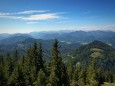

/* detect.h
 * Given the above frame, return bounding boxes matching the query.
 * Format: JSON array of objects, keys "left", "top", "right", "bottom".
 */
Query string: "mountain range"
[
  {"left": 0, "top": 30, "right": 115, "bottom": 55},
  {"left": 0, "top": 30, "right": 115, "bottom": 73},
  {"left": 64, "top": 40, "right": 115, "bottom": 72},
  {"left": 0, "top": 30, "right": 115, "bottom": 46}
]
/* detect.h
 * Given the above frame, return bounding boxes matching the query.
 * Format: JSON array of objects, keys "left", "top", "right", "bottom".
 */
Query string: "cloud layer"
[
  {"left": 22, "top": 13, "right": 61, "bottom": 20},
  {"left": 16, "top": 10, "right": 49, "bottom": 14},
  {"left": 0, "top": 10, "right": 63, "bottom": 22}
]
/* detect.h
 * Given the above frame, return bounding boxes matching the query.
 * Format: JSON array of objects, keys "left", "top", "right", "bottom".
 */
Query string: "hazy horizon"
[
  {"left": 0, "top": 0, "right": 115, "bottom": 33},
  {"left": 0, "top": 29, "right": 115, "bottom": 34}
]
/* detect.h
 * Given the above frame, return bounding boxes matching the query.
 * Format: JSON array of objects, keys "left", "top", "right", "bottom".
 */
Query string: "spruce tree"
[
  {"left": 12, "top": 49, "right": 19, "bottom": 68},
  {"left": 21, "top": 55, "right": 25, "bottom": 68},
  {"left": 49, "top": 39, "right": 62, "bottom": 86},
  {"left": 24, "top": 41, "right": 46, "bottom": 86},
  {"left": 4, "top": 53, "right": 13, "bottom": 82},
  {"left": 8, "top": 65, "right": 25, "bottom": 86},
  {"left": 34, "top": 69, "right": 47, "bottom": 86},
  {"left": 61, "top": 62, "right": 70, "bottom": 86},
  {"left": 67, "top": 58, "right": 74, "bottom": 82},
  {"left": 0, "top": 55, "right": 6, "bottom": 86},
  {"left": 72, "top": 62, "right": 81, "bottom": 85},
  {"left": 36, "top": 43, "right": 45, "bottom": 72},
  {"left": 49, "top": 39, "right": 69, "bottom": 86},
  {"left": 13, "top": 49, "right": 19, "bottom": 61},
  {"left": 24, "top": 47, "right": 36, "bottom": 86}
]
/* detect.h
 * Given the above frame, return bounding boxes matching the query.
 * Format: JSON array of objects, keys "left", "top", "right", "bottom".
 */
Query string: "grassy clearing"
[{"left": 101, "top": 82, "right": 115, "bottom": 86}]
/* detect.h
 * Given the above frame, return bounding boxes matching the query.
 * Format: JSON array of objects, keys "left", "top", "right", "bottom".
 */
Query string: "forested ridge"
[{"left": 0, "top": 39, "right": 115, "bottom": 86}]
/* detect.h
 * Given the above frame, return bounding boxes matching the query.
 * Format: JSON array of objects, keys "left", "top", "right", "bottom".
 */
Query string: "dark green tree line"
[{"left": 0, "top": 39, "right": 114, "bottom": 86}]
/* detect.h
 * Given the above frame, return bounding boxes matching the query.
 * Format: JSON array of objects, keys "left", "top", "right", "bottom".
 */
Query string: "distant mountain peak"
[
  {"left": 85, "top": 40, "right": 114, "bottom": 51},
  {"left": 91, "top": 40, "right": 105, "bottom": 44}
]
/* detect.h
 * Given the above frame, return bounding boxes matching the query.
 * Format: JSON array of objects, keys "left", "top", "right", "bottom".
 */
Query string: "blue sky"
[{"left": 0, "top": 0, "right": 115, "bottom": 33}]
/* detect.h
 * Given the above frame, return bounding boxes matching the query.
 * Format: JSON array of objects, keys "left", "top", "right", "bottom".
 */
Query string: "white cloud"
[
  {"left": 26, "top": 21, "right": 39, "bottom": 24},
  {"left": 0, "top": 12, "right": 10, "bottom": 16},
  {"left": 0, "top": 15, "right": 23, "bottom": 19},
  {"left": 22, "top": 13, "right": 61, "bottom": 20},
  {"left": 0, "top": 11, "right": 63, "bottom": 21},
  {"left": 15, "top": 10, "right": 49, "bottom": 14},
  {"left": 0, "top": 10, "right": 48, "bottom": 15}
]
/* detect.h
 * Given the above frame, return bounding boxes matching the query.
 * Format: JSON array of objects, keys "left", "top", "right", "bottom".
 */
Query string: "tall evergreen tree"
[
  {"left": 13, "top": 49, "right": 19, "bottom": 67},
  {"left": 72, "top": 62, "right": 81, "bottom": 86},
  {"left": 21, "top": 55, "right": 25, "bottom": 67},
  {"left": 0, "top": 53, "right": 4, "bottom": 66},
  {"left": 36, "top": 43, "right": 45, "bottom": 72},
  {"left": 24, "top": 41, "right": 46, "bottom": 86},
  {"left": 8, "top": 65, "right": 25, "bottom": 86},
  {"left": 0, "top": 54, "right": 6, "bottom": 86},
  {"left": 49, "top": 39, "right": 62, "bottom": 86},
  {"left": 34, "top": 69, "right": 47, "bottom": 86},
  {"left": 49, "top": 39, "right": 69, "bottom": 86},
  {"left": 61, "top": 62, "right": 70, "bottom": 86},
  {"left": 24, "top": 47, "right": 36, "bottom": 86},
  {"left": 13, "top": 49, "right": 19, "bottom": 61},
  {"left": 4, "top": 53, "right": 13, "bottom": 82},
  {"left": 67, "top": 58, "right": 74, "bottom": 82}
]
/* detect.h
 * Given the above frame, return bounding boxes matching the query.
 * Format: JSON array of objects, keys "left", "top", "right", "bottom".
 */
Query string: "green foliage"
[
  {"left": 4, "top": 53, "right": 13, "bottom": 81},
  {"left": 0, "top": 40, "right": 114, "bottom": 86},
  {"left": 49, "top": 39, "right": 63, "bottom": 85},
  {"left": 87, "top": 58, "right": 99, "bottom": 86},
  {"left": 78, "top": 69, "right": 87, "bottom": 86},
  {"left": 66, "top": 40, "right": 115, "bottom": 73},
  {"left": 61, "top": 62, "right": 70, "bottom": 86},
  {"left": 104, "top": 71, "right": 113, "bottom": 83},
  {"left": 13, "top": 49, "right": 19, "bottom": 67},
  {"left": 0, "top": 56, "right": 6, "bottom": 86},
  {"left": 67, "top": 58, "right": 74, "bottom": 81},
  {"left": 34, "top": 69, "right": 47, "bottom": 86},
  {"left": 37, "top": 43, "right": 45, "bottom": 72},
  {"left": 101, "top": 82, "right": 115, "bottom": 86},
  {"left": 70, "top": 80, "right": 78, "bottom": 86},
  {"left": 73, "top": 62, "right": 81, "bottom": 82},
  {"left": 8, "top": 65, "right": 25, "bottom": 86},
  {"left": 49, "top": 39, "right": 69, "bottom": 86}
]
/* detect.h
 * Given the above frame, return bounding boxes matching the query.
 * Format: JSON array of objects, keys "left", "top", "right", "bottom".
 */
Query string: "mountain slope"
[
  {"left": 0, "top": 34, "right": 10, "bottom": 40},
  {"left": 0, "top": 37, "right": 81, "bottom": 60},
  {"left": 65, "top": 40, "right": 115, "bottom": 72},
  {"left": 0, "top": 34, "right": 32, "bottom": 45}
]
